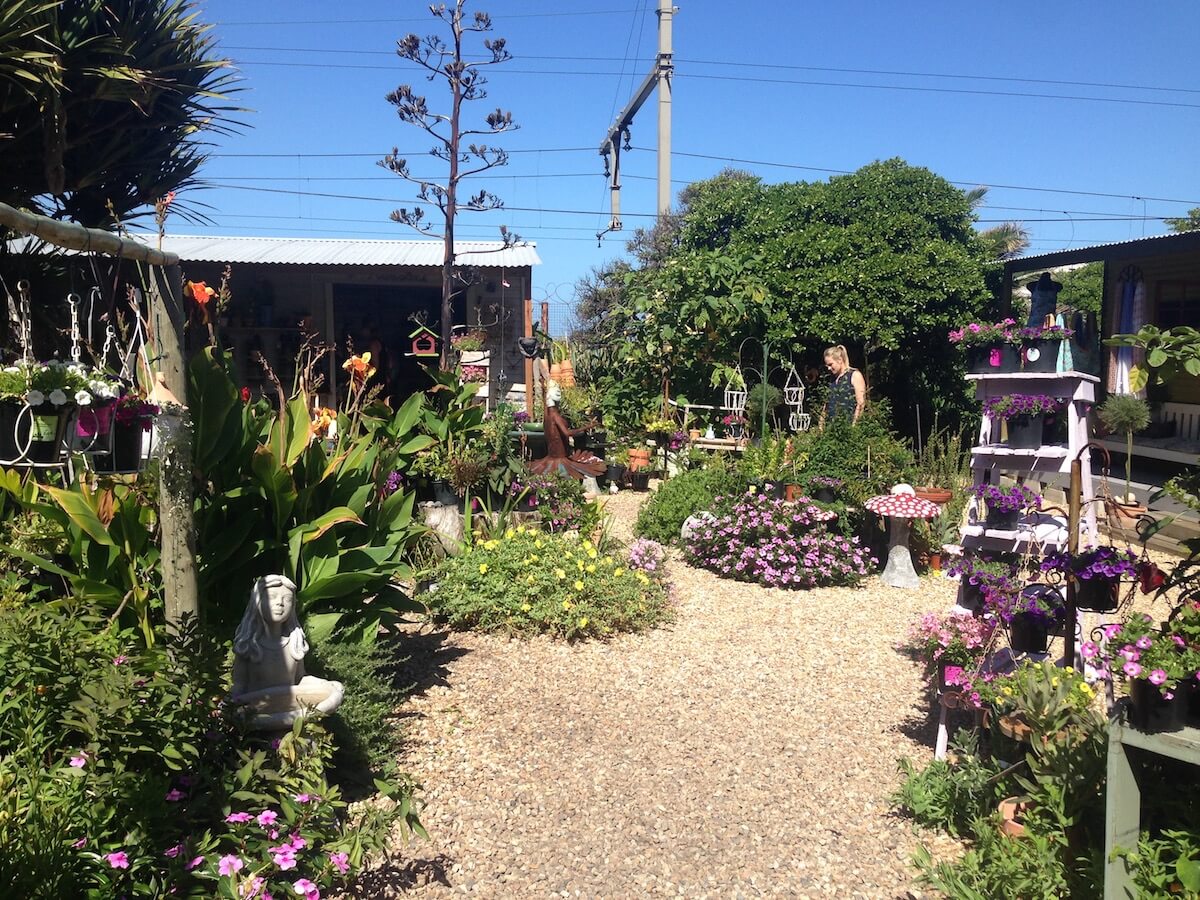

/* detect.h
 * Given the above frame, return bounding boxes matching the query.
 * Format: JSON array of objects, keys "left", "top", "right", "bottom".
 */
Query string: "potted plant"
[
  {"left": 1040, "top": 545, "right": 1137, "bottom": 612},
  {"left": 972, "top": 482, "right": 1041, "bottom": 530},
  {"left": 107, "top": 395, "right": 159, "bottom": 472},
  {"left": 451, "top": 328, "right": 489, "bottom": 363},
  {"left": 75, "top": 371, "right": 123, "bottom": 445},
  {"left": 1103, "top": 613, "right": 1192, "bottom": 733},
  {"left": 901, "top": 609, "right": 997, "bottom": 692},
  {"left": 722, "top": 412, "right": 748, "bottom": 440},
  {"left": 988, "top": 583, "right": 1065, "bottom": 654},
  {"left": 911, "top": 423, "right": 967, "bottom": 503},
  {"left": 627, "top": 445, "right": 651, "bottom": 472},
  {"left": 949, "top": 318, "right": 1020, "bottom": 373},
  {"left": 808, "top": 475, "right": 843, "bottom": 504},
  {"left": 1018, "top": 321, "right": 1074, "bottom": 373},
  {"left": 1097, "top": 393, "right": 1151, "bottom": 518},
  {"left": 946, "top": 553, "right": 1019, "bottom": 612},
  {"left": 981, "top": 394, "right": 1064, "bottom": 449}
]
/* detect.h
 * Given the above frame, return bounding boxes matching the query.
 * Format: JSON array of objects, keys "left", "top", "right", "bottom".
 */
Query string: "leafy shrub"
[
  {"left": 634, "top": 466, "right": 746, "bottom": 544},
  {"left": 310, "top": 632, "right": 408, "bottom": 783},
  {"left": 744, "top": 382, "right": 783, "bottom": 432},
  {"left": 428, "top": 527, "right": 671, "bottom": 639},
  {"left": 797, "top": 401, "right": 914, "bottom": 503},
  {"left": 683, "top": 492, "right": 874, "bottom": 588},
  {"left": 893, "top": 731, "right": 1005, "bottom": 837},
  {"left": 0, "top": 602, "right": 419, "bottom": 898}
]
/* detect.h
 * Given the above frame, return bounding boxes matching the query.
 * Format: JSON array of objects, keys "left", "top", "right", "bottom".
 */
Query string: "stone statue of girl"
[{"left": 230, "top": 574, "right": 344, "bottom": 730}]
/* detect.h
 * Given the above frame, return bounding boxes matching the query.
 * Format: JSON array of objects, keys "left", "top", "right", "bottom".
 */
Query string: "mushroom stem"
[{"left": 881, "top": 516, "right": 921, "bottom": 588}]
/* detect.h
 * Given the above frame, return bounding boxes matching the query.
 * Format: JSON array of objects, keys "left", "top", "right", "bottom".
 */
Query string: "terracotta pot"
[
  {"left": 688, "top": 428, "right": 702, "bottom": 440},
  {"left": 914, "top": 486, "right": 953, "bottom": 505},
  {"left": 998, "top": 714, "right": 1033, "bottom": 744},
  {"left": 998, "top": 797, "right": 1030, "bottom": 839},
  {"left": 928, "top": 552, "right": 942, "bottom": 573},
  {"left": 627, "top": 448, "right": 651, "bottom": 471},
  {"left": 1109, "top": 501, "right": 1147, "bottom": 527},
  {"left": 785, "top": 483, "right": 804, "bottom": 503},
  {"left": 549, "top": 362, "right": 563, "bottom": 381},
  {"left": 557, "top": 360, "right": 576, "bottom": 387}
]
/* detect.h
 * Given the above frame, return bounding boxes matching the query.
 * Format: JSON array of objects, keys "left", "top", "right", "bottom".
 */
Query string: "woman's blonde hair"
[{"left": 823, "top": 344, "right": 850, "bottom": 366}]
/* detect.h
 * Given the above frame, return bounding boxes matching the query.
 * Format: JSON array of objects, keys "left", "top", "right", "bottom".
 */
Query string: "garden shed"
[
  {"left": 152, "top": 234, "right": 540, "bottom": 407},
  {"left": 1004, "top": 230, "right": 1200, "bottom": 469}
]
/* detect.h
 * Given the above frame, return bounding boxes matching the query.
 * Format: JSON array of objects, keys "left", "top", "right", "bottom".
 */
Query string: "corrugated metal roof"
[
  {"left": 1006, "top": 230, "right": 1200, "bottom": 271},
  {"left": 140, "top": 234, "right": 540, "bottom": 267}
]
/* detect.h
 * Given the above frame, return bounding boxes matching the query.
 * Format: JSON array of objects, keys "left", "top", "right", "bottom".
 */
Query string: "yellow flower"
[
  {"left": 576, "top": 560, "right": 585, "bottom": 572},
  {"left": 1051, "top": 677, "right": 1060, "bottom": 687},
  {"left": 586, "top": 564, "right": 596, "bottom": 573},
  {"left": 1001, "top": 686, "right": 1013, "bottom": 697},
  {"left": 587, "top": 548, "right": 598, "bottom": 559},
  {"left": 582, "top": 540, "right": 593, "bottom": 551},
  {"left": 554, "top": 568, "right": 565, "bottom": 580},
  {"left": 601, "top": 556, "right": 613, "bottom": 566},
  {"left": 479, "top": 563, "right": 489, "bottom": 574},
  {"left": 562, "top": 599, "right": 573, "bottom": 610},
  {"left": 517, "top": 525, "right": 527, "bottom": 535},
  {"left": 521, "top": 602, "right": 532, "bottom": 612},
  {"left": 505, "top": 528, "right": 515, "bottom": 539},
  {"left": 636, "top": 573, "right": 650, "bottom": 585},
  {"left": 574, "top": 580, "right": 584, "bottom": 591},
  {"left": 1080, "top": 683, "right": 1094, "bottom": 696},
  {"left": 578, "top": 617, "right": 589, "bottom": 628},
  {"left": 615, "top": 567, "right": 625, "bottom": 577},
  {"left": 530, "top": 554, "right": 540, "bottom": 563},
  {"left": 526, "top": 574, "right": 536, "bottom": 584},
  {"left": 1064, "top": 666, "right": 1074, "bottom": 674},
  {"left": 535, "top": 539, "right": 544, "bottom": 549}
]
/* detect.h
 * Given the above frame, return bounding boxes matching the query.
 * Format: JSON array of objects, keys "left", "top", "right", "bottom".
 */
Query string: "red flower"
[
  {"left": 186, "top": 280, "right": 215, "bottom": 307},
  {"left": 1137, "top": 560, "right": 1165, "bottom": 594},
  {"left": 241, "top": 386, "right": 251, "bottom": 403}
]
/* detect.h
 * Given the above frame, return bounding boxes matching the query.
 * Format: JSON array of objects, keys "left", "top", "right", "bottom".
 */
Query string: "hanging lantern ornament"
[
  {"left": 723, "top": 364, "right": 747, "bottom": 413},
  {"left": 784, "top": 364, "right": 804, "bottom": 408}
]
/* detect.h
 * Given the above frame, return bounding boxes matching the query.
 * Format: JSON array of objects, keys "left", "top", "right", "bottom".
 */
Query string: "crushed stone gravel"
[{"left": 356, "top": 491, "right": 974, "bottom": 897}]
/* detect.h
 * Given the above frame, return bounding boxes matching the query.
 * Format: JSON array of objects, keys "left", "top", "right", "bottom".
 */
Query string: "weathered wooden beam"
[{"left": 0, "top": 201, "right": 179, "bottom": 266}]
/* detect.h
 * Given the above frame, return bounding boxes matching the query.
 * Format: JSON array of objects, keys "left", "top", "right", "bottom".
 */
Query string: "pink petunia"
[
  {"left": 1079, "top": 641, "right": 1100, "bottom": 659},
  {"left": 1136, "top": 635, "right": 1153, "bottom": 650},
  {"left": 329, "top": 851, "right": 350, "bottom": 874},
  {"left": 1124, "top": 661, "right": 1143, "bottom": 678},
  {"left": 105, "top": 851, "right": 130, "bottom": 869},
  {"left": 1149, "top": 669, "right": 1168, "bottom": 686},
  {"left": 218, "top": 854, "right": 244, "bottom": 876},
  {"left": 1173, "top": 635, "right": 1187, "bottom": 648}
]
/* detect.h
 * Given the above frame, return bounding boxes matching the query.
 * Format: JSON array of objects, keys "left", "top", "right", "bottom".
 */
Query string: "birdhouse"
[{"left": 408, "top": 324, "right": 439, "bottom": 358}]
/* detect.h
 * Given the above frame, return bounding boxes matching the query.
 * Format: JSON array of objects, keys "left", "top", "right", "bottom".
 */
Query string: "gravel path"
[{"left": 369, "top": 491, "right": 962, "bottom": 898}]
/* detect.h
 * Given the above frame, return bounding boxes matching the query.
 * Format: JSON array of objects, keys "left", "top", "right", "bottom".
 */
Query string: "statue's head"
[
  {"left": 236, "top": 574, "right": 305, "bottom": 663},
  {"left": 256, "top": 574, "right": 297, "bottom": 625}
]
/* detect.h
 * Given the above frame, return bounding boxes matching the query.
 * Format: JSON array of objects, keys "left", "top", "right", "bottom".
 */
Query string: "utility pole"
[{"left": 597, "top": 0, "right": 676, "bottom": 239}]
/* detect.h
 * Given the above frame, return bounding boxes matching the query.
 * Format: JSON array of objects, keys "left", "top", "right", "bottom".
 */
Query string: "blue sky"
[{"left": 186, "top": 1, "right": 1200, "bottom": 333}]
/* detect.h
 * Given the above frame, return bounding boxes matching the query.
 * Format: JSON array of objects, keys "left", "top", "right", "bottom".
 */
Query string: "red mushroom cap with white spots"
[{"left": 864, "top": 493, "right": 941, "bottom": 519}]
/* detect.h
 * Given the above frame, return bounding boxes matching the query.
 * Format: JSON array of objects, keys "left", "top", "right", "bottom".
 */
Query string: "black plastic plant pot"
[
  {"left": 629, "top": 470, "right": 651, "bottom": 492},
  {"left": 1009, "top": 612, "right": 1049, "bottom": 654},
  {"left": 959, "top": 580, "right": 986, "bottom": 612},
  {"left": 1074, "top": 577, "right": 1120, "bottom": 612},
  {"left": 768, "top": 482, "right": 787, "bottom": 499},
  {"left": 1188, "top": 681, "right": 1200, "bottom": 728},
  {"left": 966, "top": 344, "right": 1021, "bottom": 375},
  {"left": 1022, "top": 339, "right": 1061, "bottom": 373},
  {"left": 432, "top": 480, "right": 458, "bottom": 506},
  {"left": 1004, "top": 414, "right": 1044, "bottom": 450},
  {"left": 112, "top": 423, "right": 144, "bottom": 471},
  {"left": 815, "top": 487, "right": 837, "bottom": 503},
  {"left": 985, "top": 507, "right": 1020, "bottom": 530},
  {"left": 1128, "top": 679, "right": 1186, "bottom": 734},
  {"left": 606, "top": 464, "right": 627, "bottom": 487}
]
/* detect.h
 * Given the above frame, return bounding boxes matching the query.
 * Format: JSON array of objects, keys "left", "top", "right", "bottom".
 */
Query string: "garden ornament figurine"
[
  {"left": 864, "top": 486, "right": 941, "bottom": 589},
  {"left": 230, "top": 574, "right": 344, "bottom": 730},
  {"left": 1026, "top": 273, "right": 1063, "bottom": 328},
  {"left": 527, "top": 353, "right": 605, "bottom": 481}
]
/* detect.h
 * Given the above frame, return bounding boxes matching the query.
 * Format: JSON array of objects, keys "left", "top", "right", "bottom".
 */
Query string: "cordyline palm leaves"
[{"left": 0, "top": 0, "right": 241, "bottom": 226}]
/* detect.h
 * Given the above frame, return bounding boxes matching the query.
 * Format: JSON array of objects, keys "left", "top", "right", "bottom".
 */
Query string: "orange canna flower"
[
  {"left": 185, "top": 280, "right": 215, "bottom": 306},
  {"left": 342, "top": 352, "right": 376, "bottom": 387}
]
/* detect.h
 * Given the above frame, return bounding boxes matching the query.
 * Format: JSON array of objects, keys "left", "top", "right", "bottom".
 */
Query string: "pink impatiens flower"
[
  {"left": 288, "top": 834, "right": 308, "bottom": 851},
  {"left": 329, "top": 851, "right": 350, "bottom": 874},
  {"left": 69, "top": 753, "right": 87, "bottom": 768},
  {"left": 112, "top": 655, "right": 129, "bottom": 666},
  {"left": 257, "top": 810, "right": 278, "bottom": 827},
  {"left": 293, "top": 793, "right": 313, "bottom": 804},
  {"left": 270, "top": 844, "right": 297, "bottom": 870},
  {"left": 164, "top": 844, "right": 183, "bottom": 858},
  {"left": 105, "top": 851, "right": 130, "bottom": 869},
  {"left": 219, "top": 854, "right": 244, "bottom": 876},
  {"left": 72, "top": 838, "right": 87, "bottom": 849},
  {"left": 187, "top": 856, "right": 205, "bottom": 871},
  {"left": 292, "top": 879, "right": 320, "bottom": 900},
  {"left": 225, "top": 812, "right": 252, "bottom": 824}
]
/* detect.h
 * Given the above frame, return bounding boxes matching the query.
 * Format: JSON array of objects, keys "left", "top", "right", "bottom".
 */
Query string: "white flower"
[
  {"left": 75, "top": 390, "right": 92, "bottom": 406},
  {"left": 3, "top": 366, "right": 19, "bottom": 374},
  {"left": 48, "top": 389, "right": 67, "bottom": 406},
  {"left": 88, "top": 380, "right": 116, "bottom": 400},
  {"left": 25, "top": 389, "right": 44, "bottom": 406}
]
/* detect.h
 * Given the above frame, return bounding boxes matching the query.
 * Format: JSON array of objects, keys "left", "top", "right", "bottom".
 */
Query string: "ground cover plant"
[
  {"left": 633, "top": 464, "right": 747, "bottom": 544},
  {"left": 427, "top": 527, "right": 671, "bottom": 639},
  {"left": 0, "top": 602, "right": 420, "bottom": 898},
  {"left": 683, "top": 492, "right": 874, "bottom": 589}
]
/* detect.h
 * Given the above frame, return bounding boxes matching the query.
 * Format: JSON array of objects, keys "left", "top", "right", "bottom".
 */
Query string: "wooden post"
[
  {"left": 524, "top": 296, "right": 534, "bottom": 417},
  {"left": 148, "top": 264, "right": 199, "bottom": 630}
]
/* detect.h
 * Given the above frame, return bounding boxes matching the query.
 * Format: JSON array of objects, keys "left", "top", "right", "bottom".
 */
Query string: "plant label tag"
[{"left": 989, "top": 348, "right": 1001, "bottom": 367}]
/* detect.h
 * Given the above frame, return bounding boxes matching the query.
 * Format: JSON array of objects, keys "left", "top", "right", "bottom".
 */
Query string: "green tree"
[
  {"left": 1054, "top": 262, "right": 1104, "bottom": 316},
  {"left": 381, "top": 0, "right": 518, "bottom": 366},
  {"left": 1166, "top": 207, "right": 1200, "bottom": 232},
  {"left": 0, "top": 0, "right": 240, "bottom": 226},
  {"left": 578, "top": 160, "right": 993, "bottom": 434}
]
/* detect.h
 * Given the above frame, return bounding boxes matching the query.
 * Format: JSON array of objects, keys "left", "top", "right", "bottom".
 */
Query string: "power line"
[
  {"left": 656, "top": 149, "right": 1200, "bottom": 206},
  {"left": 227, "top": 59, "right": 1200, "bottom": 111},
  {"left": 214, "top": 9, "right": 642, "bottom": 26},
  {"left": 208, "top": 147, "right": 595, "bottom": 158},
  {"left": 223, "top": 45, "right": 1200, "bottom": 96}
]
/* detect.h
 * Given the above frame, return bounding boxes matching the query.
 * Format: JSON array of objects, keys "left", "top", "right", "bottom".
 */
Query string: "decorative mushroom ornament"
[{"left": 864, "top": 485, "right": 942, "bottom": 588}]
